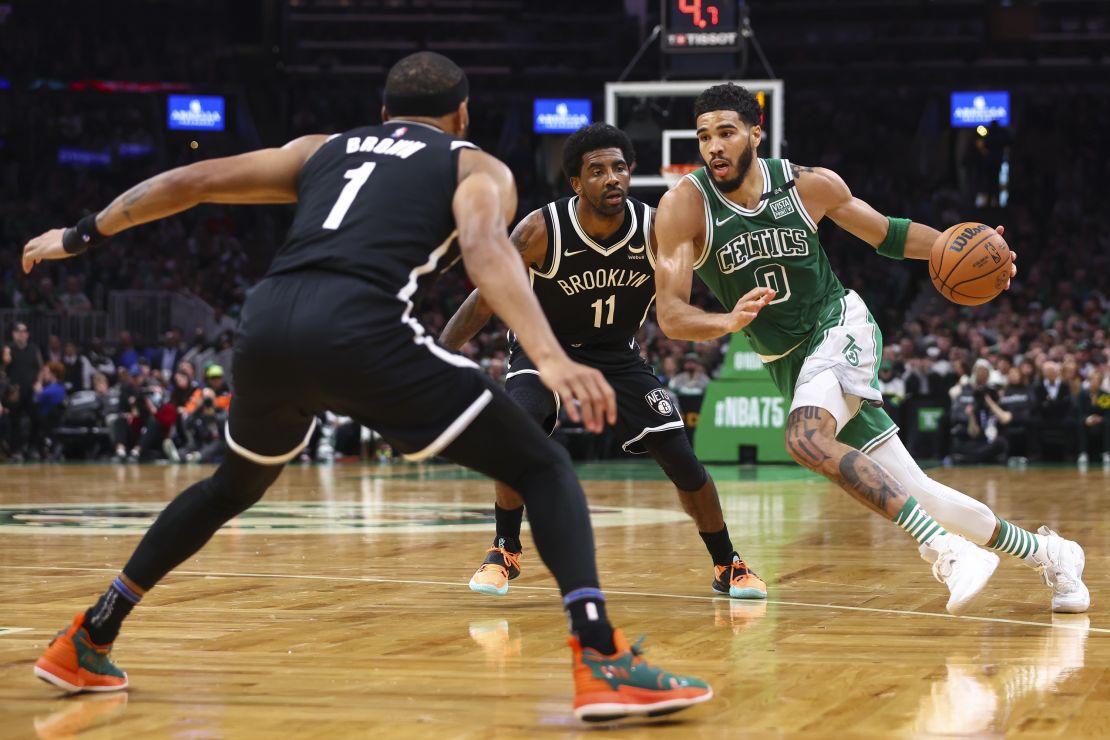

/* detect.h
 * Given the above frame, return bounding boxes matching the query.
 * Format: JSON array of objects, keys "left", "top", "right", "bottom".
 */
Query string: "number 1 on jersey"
[
  {"left": 322, "top": 162, "right": 377, "bottom": 230},
  {"left": 591, "top": 294, "right": 616, "bottom": 328}
]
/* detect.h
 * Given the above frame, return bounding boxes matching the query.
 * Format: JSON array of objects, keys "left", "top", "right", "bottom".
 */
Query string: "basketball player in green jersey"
[{"left": 653, "top": 83, "right": 1088, "bottom": 615}]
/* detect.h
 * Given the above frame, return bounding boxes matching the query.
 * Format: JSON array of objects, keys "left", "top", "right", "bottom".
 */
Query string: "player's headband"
[{"left": 385, "top": 75, "right": 469, "bottom": 117}]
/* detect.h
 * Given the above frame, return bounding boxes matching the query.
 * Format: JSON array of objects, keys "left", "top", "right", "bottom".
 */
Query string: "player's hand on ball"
[
  {"left": 995, "top": 225, "right": 1018, "bottom": 290},
  {"left": 22, "top": 228, "right": 72, "bottom": 274},
  {"left": 537, "top": 356, "right": 617, "bottom": 433},
  {"left": 727, "top": 286, "right": 775, "bottom": 332}
]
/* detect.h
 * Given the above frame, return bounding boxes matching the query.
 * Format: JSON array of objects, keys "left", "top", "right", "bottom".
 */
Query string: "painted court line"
[{"left": 4, "top": 564, "right": 1101, "bottom": 634}]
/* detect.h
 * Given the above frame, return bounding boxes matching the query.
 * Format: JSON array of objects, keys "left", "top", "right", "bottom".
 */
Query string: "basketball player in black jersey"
[
  {"left": 22, "top": 53, "right": 712, "bottom": 721},
  {"left": 440, "top": 123, "right": 766, "bottom": 601}
]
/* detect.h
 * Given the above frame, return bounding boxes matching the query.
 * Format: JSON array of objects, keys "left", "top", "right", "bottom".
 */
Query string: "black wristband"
[{"left": 62, "top": 214, "right": 108, "bottom": 255}]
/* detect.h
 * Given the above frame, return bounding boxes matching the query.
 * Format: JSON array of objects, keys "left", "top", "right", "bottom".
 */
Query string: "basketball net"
[{"left": 660, "top": 163, "right": 700, "bottom": 190}]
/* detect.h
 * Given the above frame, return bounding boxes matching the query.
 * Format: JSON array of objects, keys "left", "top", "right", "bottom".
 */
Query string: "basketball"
[{"left": 929, "top": 222, "right": 1011, "bottom": 306}]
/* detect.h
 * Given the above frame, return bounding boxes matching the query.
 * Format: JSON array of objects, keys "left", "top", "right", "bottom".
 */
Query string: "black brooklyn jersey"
[
  {"left": 268, "top": 120, "right": 476, "bottom": 306},
  {"left": 529, "top": 196, "right": 655, "bottom": 345}
]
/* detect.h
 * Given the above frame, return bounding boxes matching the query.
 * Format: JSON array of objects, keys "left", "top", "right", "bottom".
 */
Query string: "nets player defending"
[
  {"left": 22, "top": 53, "right": 713, "bottom": 721},
  {"left": 653, "top": 83, "right": 1088, "bottom": 615},
  {"left": 441, "top": 123, "right": 765, "bottom": 601}
]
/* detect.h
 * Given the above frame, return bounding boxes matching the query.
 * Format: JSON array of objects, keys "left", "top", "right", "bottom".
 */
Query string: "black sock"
[
  {"left": 564, "top": 588, "right": 616, "bottom": 654},
  {"left": 700, "top": 526, "right": 735, "bottom": 567},
  {"left": 83, "top": 578, "right": 141, "bottom": 644},
  {"left": 493, "top": 504, "right": 524, "bottom": 551}
]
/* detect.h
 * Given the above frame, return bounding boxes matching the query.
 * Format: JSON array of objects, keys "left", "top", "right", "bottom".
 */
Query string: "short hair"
[
  {"left": 46, "top": 361, "right": 65, "bottom": 382},
  {"left": 693, "top": 83, "right": 762, "bottom": 127},
  {"left": 561, "top": 123, "right": 636, "bottom": 182},
  {"left": 384, "top": 52, "right": 468, "bottom": 117}
]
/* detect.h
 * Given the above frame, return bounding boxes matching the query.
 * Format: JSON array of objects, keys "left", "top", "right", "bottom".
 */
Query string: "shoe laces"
[
  {"left": 718, "top": 556, "right": 755, "bottom": 585},
  {"left": 479, "top": 546, "right": 520, "bottom": 573},
  {"left": 1042, "top": 565, "right": 1077, "bottom": 595},
  {"left": 931, "top": 553, "right": 956, "bottom": 584}
]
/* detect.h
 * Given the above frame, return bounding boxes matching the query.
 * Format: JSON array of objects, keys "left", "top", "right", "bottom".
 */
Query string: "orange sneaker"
[
  {"left": 570, "top": 629, "right": 713, "bottom": 722},
  {"left": 34, "top": 614, "right": 128, "bottom": 693},
  {"left": 468, "top": 541, "right": 522, "bottom": 596},
  {"left": 712, "top": 553, "right": 767, "bottom": 599}
]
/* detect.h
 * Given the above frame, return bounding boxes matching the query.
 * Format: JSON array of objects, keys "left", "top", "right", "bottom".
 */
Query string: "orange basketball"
[{"left": 929, "top": 222, "right": 1011, "bottom": 306}]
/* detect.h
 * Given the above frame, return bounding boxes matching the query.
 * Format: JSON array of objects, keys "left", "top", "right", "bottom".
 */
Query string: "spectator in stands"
[
  {"left": 183, "top": 384, "right": 229, "bottom": 463},
  {"left": 152, "top": 329, "right": 184, "bottom": 381},
  {"left": 878, "top": 359, "right": 906, "bottom": 426},
  {"left": 85, "top": 338, "right": 116, "bottom": 385},
  {"left": 31, "top": 361, "right": 67, "bottom": 460},
  {"left": 669, "top": 353, "right": 710, "bottom": 396},
  {"left": 1078, "top": 368, "right": 1110, "bottom": 466},
  {"left": 210, "top": 331, "right": 235, "bottom": 387},
  {"left": 110, "top": 367, "right": 142, "bottom": 461},
  {"left": 60, "top": 340, "right": 92, "bottom": 393},
  {"left": 1033, "top": 360, "right": 1079, "bottom": 462},
  {"left": 949, "top": 359, "right": 1009, "bottom": 465},
  {"left": 998, "top": 366, "right": 1035, "bottom": 462},
  {"left": 4, "top": 322, "right": 43, "bottom": 461},
  {"left": 43, "top": 334, "right": 62, "bottom": 364},
  {"left": 184, "top": 364, "right": 231, "bottom": 417},
  {"left": 59, "top": 276, "right": 93, "bottom": 314},
  {"left": 115, "top": 330, "right": 139, "bottom": 374}
]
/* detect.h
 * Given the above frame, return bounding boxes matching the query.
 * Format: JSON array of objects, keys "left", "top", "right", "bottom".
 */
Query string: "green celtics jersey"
[{"left": 687, "top": 158, "right": 845, "bottom": 356}]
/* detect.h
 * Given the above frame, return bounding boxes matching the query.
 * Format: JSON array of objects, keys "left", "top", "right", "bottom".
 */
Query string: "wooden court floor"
[{"left": 0, "top": 461, "right": 1107, "bottom": 738}]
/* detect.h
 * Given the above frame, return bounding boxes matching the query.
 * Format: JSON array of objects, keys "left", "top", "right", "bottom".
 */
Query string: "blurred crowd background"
[{"left": 1, "top": 0, "right": 1106, "bottom": 465}]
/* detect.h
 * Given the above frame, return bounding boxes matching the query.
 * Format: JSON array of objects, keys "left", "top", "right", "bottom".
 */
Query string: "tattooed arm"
[
  {"left": 438, "top": 208, "right": 548, "bottom": 350},
  {"left": 22, "top": 135, "right": 327, "bottom": 273}
]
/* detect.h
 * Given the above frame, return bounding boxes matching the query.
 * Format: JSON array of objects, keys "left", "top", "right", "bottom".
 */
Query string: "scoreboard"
[{"left": 661, "top": 0, "right": 742, "bottom": 53}]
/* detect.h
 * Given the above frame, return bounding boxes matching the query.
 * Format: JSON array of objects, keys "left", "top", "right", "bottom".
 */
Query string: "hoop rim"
[{"left": 659, "top": 163, "right": 701, "bottom": 189}]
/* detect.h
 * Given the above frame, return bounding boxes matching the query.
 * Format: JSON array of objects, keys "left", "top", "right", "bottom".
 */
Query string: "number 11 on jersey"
[
  {"left": 323, "top": 162, "right": 377, "bottom": 230},
  {"left": 591, "top": 294, "right": 616, "bottom": 328}
]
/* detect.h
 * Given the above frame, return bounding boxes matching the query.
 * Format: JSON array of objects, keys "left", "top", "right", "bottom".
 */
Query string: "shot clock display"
[{"left": 661, "top": 0, "right": 741, "bottom": 53}]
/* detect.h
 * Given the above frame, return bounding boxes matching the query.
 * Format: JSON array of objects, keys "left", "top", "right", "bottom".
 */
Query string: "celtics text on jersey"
[{"left": 686, "top": 158, "right": 846, "bottom": 357}]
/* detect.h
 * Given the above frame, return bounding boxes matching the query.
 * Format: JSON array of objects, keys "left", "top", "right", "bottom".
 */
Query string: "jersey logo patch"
[
  {"left": 770, "top": 198, "right": 795, "bottom": 220},
  {"left": 645, "top": 389, "right": 674, "bottom": 417},
  {"left": 391, "top": 127, "right": 408, "bottom": 138},
  {"left": 628, "top": 243, "right": 645, "bottom": 254},
  {"left": 715, "top": 214, "right": 736, "bottom": 227},
  {"left": 564, "top": 249, "right": 586, "bottom": 257}
]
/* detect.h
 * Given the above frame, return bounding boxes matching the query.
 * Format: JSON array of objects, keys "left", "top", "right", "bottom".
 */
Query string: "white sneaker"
[
  {"left": 920, "top": 535, "right": 1000, "bottom": 615},
  {"left": 1033, "top": 526, "right": 1090, "bottom": 613},
  {"left": 1077, "top": 452, "right": 1089, "bottom": 466}
]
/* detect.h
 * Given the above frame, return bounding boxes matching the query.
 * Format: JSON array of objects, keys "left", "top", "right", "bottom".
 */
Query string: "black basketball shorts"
[
  {"left": 504, "top": 340, "right": 685, "bottom": 454},
  {"left": 226, "top": 270, "right": 498, "bottom": 464}
]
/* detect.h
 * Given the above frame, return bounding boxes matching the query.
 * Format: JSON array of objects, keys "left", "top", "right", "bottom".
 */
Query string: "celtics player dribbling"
[
  {"left": 654, "top": 83, "right": 1089, "bottom": 615},
  {"left": 442, "top": 123, "right": 765, "bottom": 601}
]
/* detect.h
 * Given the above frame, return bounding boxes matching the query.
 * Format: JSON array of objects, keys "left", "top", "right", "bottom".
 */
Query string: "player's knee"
[
  {"left": 644, "top": 430, "right": 707, "bottom": 492},
  {"left": 784, "top": 406, "right": 837, "bottom": 472},
  {"left": 209, "top": 455, "right": 281, "bottom": 514}
]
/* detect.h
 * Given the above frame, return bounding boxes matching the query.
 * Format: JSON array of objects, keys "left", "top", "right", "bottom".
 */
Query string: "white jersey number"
[
  {"left": 754, "top": 263, "right": 792, "bottom": 305},
  {"left": 322, "top": 162, "right": 377, "bottom": 230}
]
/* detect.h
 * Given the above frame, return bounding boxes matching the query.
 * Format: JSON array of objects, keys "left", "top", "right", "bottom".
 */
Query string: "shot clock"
[{"left": 661, "top": 0, "right": 742, "bottom": 53}]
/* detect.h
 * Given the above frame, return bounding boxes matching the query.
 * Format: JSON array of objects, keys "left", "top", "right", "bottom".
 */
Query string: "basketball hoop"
[{"left": 660, "top": 163, "right": 700, "bottom": 190}]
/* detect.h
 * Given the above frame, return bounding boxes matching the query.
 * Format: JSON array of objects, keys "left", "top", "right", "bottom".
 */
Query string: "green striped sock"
[
  {"left": 893, "top": 497, "right": 948, "bottom": 546},
  {"left": 989, "top": 520, "right": 1042, "bottom": 562}
]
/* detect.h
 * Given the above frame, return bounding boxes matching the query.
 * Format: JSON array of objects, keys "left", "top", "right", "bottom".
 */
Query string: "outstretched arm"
[
  {"left": 22, "top": 135, "right": 328, "bottom": 273},
  {"left": 439, "top": 209, "right": 547, "bottom": 350},
  {"left": 794, "top": 164, "right": 1016, "bottom": 281},
  {"left": 452, "top": 149, "right": 615, "bottom": 431},
  {"left": 653, "top": 181, "right": 773, "bottom": 342}
]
